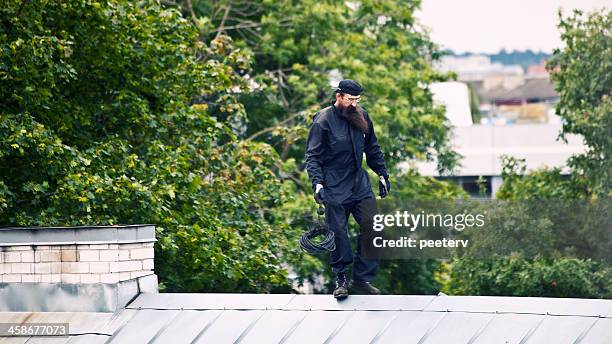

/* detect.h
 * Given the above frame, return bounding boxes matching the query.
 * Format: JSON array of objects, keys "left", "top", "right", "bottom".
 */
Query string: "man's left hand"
[{"left": 378, "top": 175, "right": 390, "bottom": 198}]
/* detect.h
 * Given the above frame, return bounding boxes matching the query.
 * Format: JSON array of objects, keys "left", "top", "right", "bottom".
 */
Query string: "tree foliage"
[
  {"left": 545, "top": 9, "right": 611, "bottom": 196},
  {"left": 173, "top": 0, "right": 460, "bottom": 173},
  {"left": 446, "top": 256, "right": 612, "bottom": 298},
  {"left": 0, "top": 0, "right": 288, "bottom": 292}
]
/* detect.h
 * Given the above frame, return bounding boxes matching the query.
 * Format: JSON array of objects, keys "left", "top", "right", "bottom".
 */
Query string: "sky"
[{"left": 416, "top": 0, "right": 610, "bottom": 54}]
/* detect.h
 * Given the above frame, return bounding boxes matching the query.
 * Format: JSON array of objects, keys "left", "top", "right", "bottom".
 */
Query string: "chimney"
[{"left": 0, "top": 225, "right": 158, "bottom": 312}]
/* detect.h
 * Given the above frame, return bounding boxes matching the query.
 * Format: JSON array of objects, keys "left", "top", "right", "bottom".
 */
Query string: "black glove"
[
  {"left": 378, "top": 175, "right": 390, "bottom": 198},
  {"left": 314, "top": 184, "right": 325, "bottom": 204}
]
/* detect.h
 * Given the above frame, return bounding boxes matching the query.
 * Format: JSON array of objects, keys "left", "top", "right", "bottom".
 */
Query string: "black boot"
[
  {"left": 351, "top": 280, "right": 381, "bottom": 295},
  {"left": 333, "top": 273, "right": 349, "bottom": 300}
]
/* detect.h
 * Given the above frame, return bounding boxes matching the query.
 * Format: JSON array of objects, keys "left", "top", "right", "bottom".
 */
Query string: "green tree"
[
  {"left": 172, "top": 0, "right": 460, "bottom": 172},
  {"left": 0, "top": 0, "right": 289, "bottom": 292},
  {"left": 546, "top": 9, "right": 611, "bottom": 196},
  {"left": 446, "top": 256, "right": 612, "bottom": 298},
  {"left": 1, "top": 0, "right": 467, "bottom": 295},
  {"left": 496, "top": 156, "right": 584, "bottom": 199}
]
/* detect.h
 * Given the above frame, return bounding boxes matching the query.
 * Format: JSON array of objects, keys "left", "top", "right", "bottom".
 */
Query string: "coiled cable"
[{"left": 299, "top": 205, "right": 336, "bottom": 254}]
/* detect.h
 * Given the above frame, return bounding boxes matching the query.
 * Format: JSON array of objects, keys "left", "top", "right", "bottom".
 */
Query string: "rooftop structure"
[
  {"left": 1, "top": 225, "right": 609, "bottom": 343},
  {"left": 1, "top": 293, "right": 610, "bottom": 343}
]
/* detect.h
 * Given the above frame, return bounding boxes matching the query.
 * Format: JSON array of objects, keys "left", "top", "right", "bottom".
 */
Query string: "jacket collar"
[{"left": 331, "top": 101, "right": 341, "bottom": 117}]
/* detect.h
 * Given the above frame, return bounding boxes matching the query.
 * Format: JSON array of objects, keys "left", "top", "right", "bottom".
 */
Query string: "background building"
[{"left": 409, "top": 54, "right": 586, "bottom": 198}]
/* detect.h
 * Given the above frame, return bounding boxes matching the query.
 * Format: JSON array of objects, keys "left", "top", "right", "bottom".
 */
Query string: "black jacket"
[{"left": 305, "top": 103, "right": 388, "bottom": 205}]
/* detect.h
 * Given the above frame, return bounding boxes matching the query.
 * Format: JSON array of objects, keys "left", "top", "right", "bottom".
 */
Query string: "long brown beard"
[{"left": 339, "top": 104, "right": 369, "bottom": 133}]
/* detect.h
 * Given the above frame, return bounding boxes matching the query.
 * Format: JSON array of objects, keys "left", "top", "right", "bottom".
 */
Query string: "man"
[{"left": 304, "top": 79, "right": 391, "bottom": 299}]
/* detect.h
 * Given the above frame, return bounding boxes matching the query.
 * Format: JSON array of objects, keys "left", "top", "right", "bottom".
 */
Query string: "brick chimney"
[{"left": 0, "top": 225, "right": 158, "bottom": 312}]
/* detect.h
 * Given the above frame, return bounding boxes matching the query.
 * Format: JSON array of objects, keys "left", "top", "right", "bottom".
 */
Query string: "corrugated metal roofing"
[{"left": 1, "top": 293, "right": 611, "bottom": 343}]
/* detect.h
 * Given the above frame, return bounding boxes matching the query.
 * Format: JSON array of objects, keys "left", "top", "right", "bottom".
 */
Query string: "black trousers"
[{"left": 325, "top": 197, "right": 378, "bottom": 282}]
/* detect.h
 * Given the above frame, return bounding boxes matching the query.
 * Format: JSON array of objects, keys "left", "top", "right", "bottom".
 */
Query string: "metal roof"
[{"left": 1, "top": 293, "right": 611, "bottom": 343}]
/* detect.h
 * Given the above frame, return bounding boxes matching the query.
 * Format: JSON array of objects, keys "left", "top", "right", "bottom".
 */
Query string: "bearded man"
[{"left": 304, "top": 79, "right": 391, "bottom": 299}]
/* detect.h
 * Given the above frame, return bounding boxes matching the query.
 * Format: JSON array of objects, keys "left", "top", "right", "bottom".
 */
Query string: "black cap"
[{"left": 336, "top": 79, "right": 363, "bottom": 96}]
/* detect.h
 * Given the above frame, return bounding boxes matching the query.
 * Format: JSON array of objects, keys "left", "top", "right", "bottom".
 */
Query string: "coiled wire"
[{"left": 299, "top": 205, "right": 336, "bottom": 254}]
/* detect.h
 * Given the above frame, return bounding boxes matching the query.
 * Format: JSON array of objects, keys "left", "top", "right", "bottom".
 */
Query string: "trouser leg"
[
  {"left": 325, "top": 202, "right": 352, "bottom": 276},
  {"left": 350, "top": 197, "right": 379, "bottom": 283}
]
